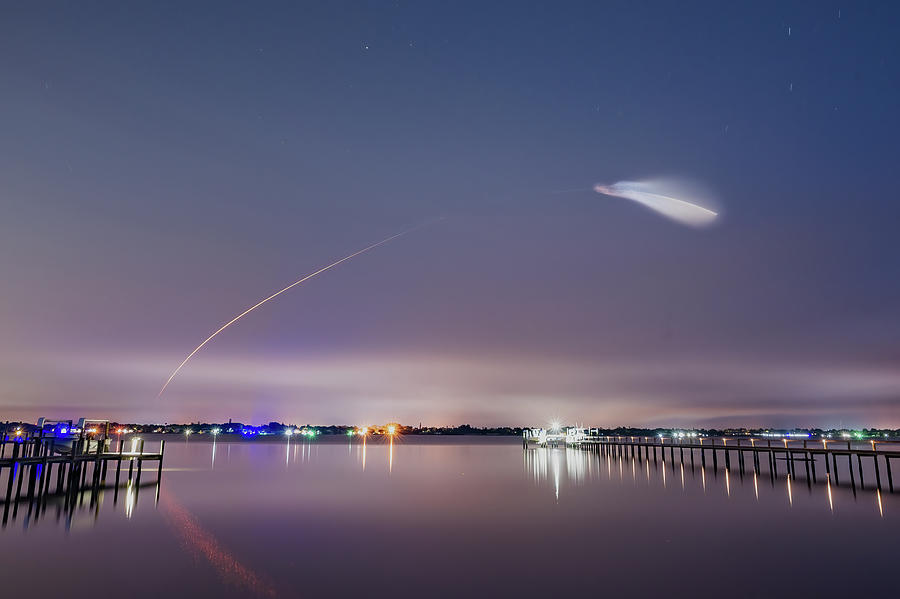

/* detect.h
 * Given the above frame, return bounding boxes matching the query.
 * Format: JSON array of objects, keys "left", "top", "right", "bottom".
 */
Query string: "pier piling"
[{"left": 1, "top": 429, "right": 165, "bottom": 525}]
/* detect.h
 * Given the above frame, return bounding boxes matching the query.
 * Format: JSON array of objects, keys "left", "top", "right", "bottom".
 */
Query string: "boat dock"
[
  {"left": 0, "top": 421, "right": 165, "bottom": 524},
  {"left": 524, "top": 428, "right": 899, "bottom": 494}
]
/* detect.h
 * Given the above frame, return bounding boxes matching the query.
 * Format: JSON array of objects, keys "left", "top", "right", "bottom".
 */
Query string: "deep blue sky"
[{"left": 2, "top": 1, "right": 899, "bottom": 427}]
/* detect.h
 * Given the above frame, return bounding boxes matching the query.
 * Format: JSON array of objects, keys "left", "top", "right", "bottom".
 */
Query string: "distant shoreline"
[{"left": 3, "top": 420, "right": 897, "bottom": 441}]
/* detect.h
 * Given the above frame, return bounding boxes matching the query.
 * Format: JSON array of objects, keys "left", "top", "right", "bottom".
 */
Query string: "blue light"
[{"left": 60, "top": 428, "right": 68, "bottom": 434}]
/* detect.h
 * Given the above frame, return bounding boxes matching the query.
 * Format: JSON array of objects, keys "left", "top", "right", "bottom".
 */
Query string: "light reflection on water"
[
  {"left": 0, "top": 437, "right": 895, "bottom": 597},
  {"left": 521, "top": 442, "right": 891, "bottom": 519}
]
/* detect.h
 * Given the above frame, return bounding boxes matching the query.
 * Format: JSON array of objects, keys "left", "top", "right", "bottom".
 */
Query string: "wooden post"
[
  {"left": 114, "top": 440, "right": 123, "bottom": 503},
  {"left": 857, "top": 454, "right": 865, "bottom": 489},
  {"left": 13, "top": 462, "right": 27, "bottom": 517},
  {"left": 157, "top": 440, "right": 165, "bottom": 481},
  {"left": 135, "top": 439, "right": 146, "bottom": 487},
  {"left": 4, "top": 451, "right": 17, "bottom": 505},
  {"left": 873, "top": 455, "right": 882, "bottom": 491},
  {"left": 64, "top": 451, "right": 76, "bottom": 510},
  {"left": 810, "top": 452, "right": 817, "bottom": 483},
  {"left": 42, "top": 461, "right": 53, "bottom": 503},
  {"left": 832, "top": 453, "right": 839, "bottom": 485},
  {"left": 35, "top": 459, "right": 48, "bottom": 504},
  {"left": 804, "top": 452, "right": 811, "bottom": 487},
  {"left": 25, "top": 461, "right": 37, "bottom": 504}
]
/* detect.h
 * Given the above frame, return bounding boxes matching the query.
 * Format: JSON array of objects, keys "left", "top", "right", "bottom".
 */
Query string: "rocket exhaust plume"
[
  {"left": 593, "top": 179, "right": 718, "bottom": 227},
  {"left": 158, "top": 221, "right": 439, "bottom": 397}
]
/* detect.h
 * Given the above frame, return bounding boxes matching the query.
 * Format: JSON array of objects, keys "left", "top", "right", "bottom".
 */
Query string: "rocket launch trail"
[
  {"left": 157, "top": 222, "right": 438, "bottom": 397},
  {"left": 593, "top": 180, "right": 718, "bottom": 227}
]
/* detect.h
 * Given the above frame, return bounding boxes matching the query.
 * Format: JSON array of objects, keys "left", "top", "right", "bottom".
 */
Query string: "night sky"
[{"left": 2, "top": 1, "right": 899, "bottom": 428}]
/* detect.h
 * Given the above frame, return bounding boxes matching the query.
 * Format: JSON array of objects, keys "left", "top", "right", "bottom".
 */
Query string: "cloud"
[
  {"left": 594, "top": 179, "right": 719, "bottom": 227},
  {"left": 4, "top": 350, "right": 897, "bottom": 428}
]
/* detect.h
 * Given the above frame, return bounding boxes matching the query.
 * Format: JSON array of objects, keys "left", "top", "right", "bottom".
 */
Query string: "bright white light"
[
  {"left": 594, "top": 179, "right": 718, "bottom": 227},
  {"left": 550, "top": 421, "right": 561, "bottom": 432}
]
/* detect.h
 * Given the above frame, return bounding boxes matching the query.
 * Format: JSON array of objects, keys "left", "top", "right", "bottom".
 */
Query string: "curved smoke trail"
[
  {"left": 593, "top": 180, "right": 718, "bottom": 227},
  {"left": 158, "top": 222, "right": 437, "bottom": 397}
]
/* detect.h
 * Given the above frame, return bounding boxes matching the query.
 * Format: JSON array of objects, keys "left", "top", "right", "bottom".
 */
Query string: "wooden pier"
[
  {"left": 575, "top": 435, "right": 898, "bottom": 494},
  {"left": 0, "top": 425, "right": 165, "bottom": 525}
]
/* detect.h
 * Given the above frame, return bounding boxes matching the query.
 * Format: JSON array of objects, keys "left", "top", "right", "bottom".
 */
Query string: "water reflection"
[
  {"left": 0, "top": 473, "right": 159, "bottom": 531},
  {"left": 523, "top": 442, "right": 895, "bottom": 520},
  {"left": 523, "top": 446, "right": 600, "bottom": 501},
  {"left": 1, "top": 437, "right": 896, "bottom": 598},
  {"left": 827, "top": 473, "right": 834, "bottom": 512},
  {"left": 3, "top": 438, "right": 894, "bottom": 539},
  {"left": 125, "top": 481, "right": 136, "bottom": 518},
  {"left": 159, "top": 490, "right": 277, "bottom": 598}
]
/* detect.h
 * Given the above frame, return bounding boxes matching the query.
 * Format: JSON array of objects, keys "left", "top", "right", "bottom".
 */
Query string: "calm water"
[{"left": 1, "top": 435, "right": 895, "bottom": 597}]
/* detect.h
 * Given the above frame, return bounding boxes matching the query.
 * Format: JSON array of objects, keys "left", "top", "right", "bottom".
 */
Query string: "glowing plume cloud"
[
  {"left": 593, "top": 179, "right": 718, "bottom": 227},
  {"left": 158, "top": 222, "right": 437, "bottom": 397}
]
